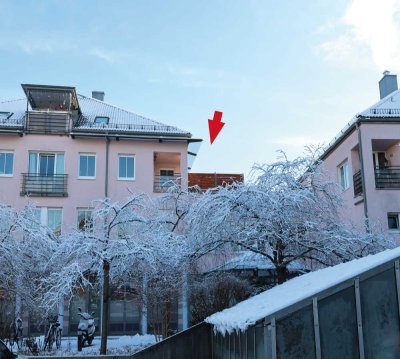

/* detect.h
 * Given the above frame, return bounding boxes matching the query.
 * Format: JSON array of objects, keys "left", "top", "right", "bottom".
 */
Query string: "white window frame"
[
  {"left": 47, "top": 208, "right": 63, "bottom": 236},
  {"left": 77, "top": 208, "right": 94, "bottom": 232},
  {"left": 32, "top": 207, "right": 63, "bottom": 234},
  {"left": 0, "top": 150, "right": 14, "bottom": 177},
  {"left": 28, "top": 152, "right": 65, "bottom": 175},
  {"left": 338, "top": 160, "right": 350, "bottom": 192},
  {"left": 118, "top": 154, "right": 135, "bottom": 181},
  {"left": 78, "top": 153, "right": 96, "bottom": 179}
]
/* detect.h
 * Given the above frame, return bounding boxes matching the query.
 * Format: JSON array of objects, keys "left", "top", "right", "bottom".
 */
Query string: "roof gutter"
[{"left": 70, "top": 131, "right": 202, "bottom": 143}]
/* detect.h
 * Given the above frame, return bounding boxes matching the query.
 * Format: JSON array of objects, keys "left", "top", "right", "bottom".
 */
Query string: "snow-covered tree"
[
  {"left": 0, "top": 204, "right": 55, "bottom": 322},
  {"left": 189, "top": 150, "right": 394, "bottom": 284},
  {"left": 38, "top": 188, "right": 196, "bottom": 353},
  {"left": 39, "top": 194, "right": 150, "bottom": 354},
  {"left": 128, "top": 184, "right": 196, "bottom": 340}
]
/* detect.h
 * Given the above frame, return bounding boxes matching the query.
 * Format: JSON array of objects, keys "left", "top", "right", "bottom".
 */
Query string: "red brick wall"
[{"left": 188, "top": 173, "right": 244, "bottom": 190}]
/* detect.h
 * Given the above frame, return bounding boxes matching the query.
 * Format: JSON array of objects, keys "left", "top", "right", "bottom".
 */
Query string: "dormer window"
[
  {"left": 94, "top": 116, "right": 109, "bottom": 124},
  {"left": 0, "top": 112, "right": 12, "bottom": 120}
]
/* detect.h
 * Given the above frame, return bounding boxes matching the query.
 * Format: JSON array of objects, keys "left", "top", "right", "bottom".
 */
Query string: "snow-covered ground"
[{"left": 10, "top": 335, "right": 156, "bottom": 356}]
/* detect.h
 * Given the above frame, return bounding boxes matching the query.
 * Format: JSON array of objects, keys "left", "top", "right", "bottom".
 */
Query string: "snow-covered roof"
[
  {"left": 0, "top": 99, "right": 27, "bottom": 128},
  {"left": 322, "top": 89, "right": 400, "bottom": 158},
  {"left": 359, "top": 88, "right": 400, "bottom": 117},
  {"left": 209, "top": 251, "right": 304, "bottom": 272},
  {"left": 0, "top": 95, "right": 192, "bottom": 137},
  {"left": 74, "top": 95, "right": 191, "bottom": 136},
  {"left": 206, "top": 247, "right": 400, "bottom": 334}
]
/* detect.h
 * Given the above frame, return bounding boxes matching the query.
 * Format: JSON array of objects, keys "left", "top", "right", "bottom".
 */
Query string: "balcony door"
[
  {"left": 373, "top": 152, "right": 388, "bottom": 169},
  {"left": 29, "top": 152, "right": 64, "bottom": 175},
  {"left": 39, "top": 154, "right": 55, "bottom": 176}
]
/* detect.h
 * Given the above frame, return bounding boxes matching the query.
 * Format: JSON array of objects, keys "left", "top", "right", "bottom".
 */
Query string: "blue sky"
[{"left": 0, "top": 0, "right": 398, "bottom": 175}]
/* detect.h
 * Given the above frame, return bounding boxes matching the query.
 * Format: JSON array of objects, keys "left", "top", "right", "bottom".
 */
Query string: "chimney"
[
  {"left": 379, "top": 70, "right": 398, "bottom": 99},
  {"left": 92, "top": 91, "right": 105, "bottom": 101}
]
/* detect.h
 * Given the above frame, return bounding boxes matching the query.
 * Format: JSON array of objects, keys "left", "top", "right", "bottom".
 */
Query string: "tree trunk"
[
  {"left": 141, "top": 274, "right": 148, "bottom": 335},
  {"left": 162, "top": 301, "right": 171, "bottom": 339},
  {"left": 276, "top": 266, "right": 288, "bottom": 284},
  {"left": 100, "top": 260, "right": 110, "bottom": 355}
]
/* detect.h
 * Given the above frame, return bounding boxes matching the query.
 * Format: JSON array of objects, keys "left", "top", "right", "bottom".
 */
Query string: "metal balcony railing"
[
  {"left": 21, "top": 173, "right": 68, "bottom": 197},
  {"left": 25, "top": 111, "right": 72, "bottom": 134},
  {"left": 353, "top": 170, "right": 363, "bottom": 196},
  {"left": 375, "top": 167, "right": 400, "bottom": 189},
  {"left": 154, "top": 174, "right": 181, "bottom": 193}
]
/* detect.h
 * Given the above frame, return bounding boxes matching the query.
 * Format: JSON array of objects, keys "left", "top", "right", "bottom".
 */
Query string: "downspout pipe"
[
  {"left": 100, "top": 137, "right": 110, "bottom": 337},
  {"left": 105, "top": 137, "right": 110, "bottom": 197},
  {"left": 356, "top": 121, "right": 369, "bottom": 232}
]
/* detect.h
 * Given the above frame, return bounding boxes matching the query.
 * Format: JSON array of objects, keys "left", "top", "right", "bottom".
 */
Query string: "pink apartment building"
[
  {"left": 322, "top": 71, "right": 400, "bottom": 240},
  {"left": 0, "top": 84, "right": 201, "bottom": 336}
]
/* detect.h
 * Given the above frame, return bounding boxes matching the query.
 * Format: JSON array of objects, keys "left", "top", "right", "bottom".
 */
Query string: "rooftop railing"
[
  {"left": 375, "top": 167, "right": 400, "bottom": 189},
  {"left": 74, "top": 117, "right": 187, "bottom": 134},
  {"left": 21, "top": 173, "right": 68, "bottom": 197}
]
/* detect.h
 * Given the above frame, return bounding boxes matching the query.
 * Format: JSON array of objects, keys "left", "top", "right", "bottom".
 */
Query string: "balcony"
[
  {"left": 25, "top": 111, "right": 72, "bottom": 135},
  {"left": 21, "top": 173, "right": 68, "bottom": 197},
  {"left": 375, "top": 167, "right": 400, "bottom": 189},
  {"left": 353, "top": 170, "right": 363, "bottom": 196},
  {"left": 154, "top": 174, "right": 181, "bottom": 193}
]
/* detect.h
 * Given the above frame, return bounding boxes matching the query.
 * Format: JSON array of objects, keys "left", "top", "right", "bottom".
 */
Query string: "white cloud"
[{"left": 317, "top": 0, "right": 400, "bottom": 71}]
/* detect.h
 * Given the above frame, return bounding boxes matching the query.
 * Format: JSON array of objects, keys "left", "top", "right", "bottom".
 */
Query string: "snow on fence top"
[{"left": 206, "top": 247, "right": 400, "bottom": 335}]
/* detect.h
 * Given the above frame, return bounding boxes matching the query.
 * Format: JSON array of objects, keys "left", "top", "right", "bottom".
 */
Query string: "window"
[
  {"left": 159, "top": 169, "right": 175, "bottom": 188},
  {"left": 0, "top": 112, "right": 12, "bottom": 120},
  {"left": 79, "top": 154, "right": 96, "bottom": 178},
  {"left": 28, "top": 152, "right": 64, "bottom": 175},
  {"left": 160, "top": 169, "right": 174, "bottom": 177},
  {"left": 118, "top": 155, "right": 135, "bottom": 180},
  {"left": 0, "top": 151, "right": 13, "bottom": 176},
  {"left": 47, "top": 208, "right": 62, "bottom": 236},
  {"left": 338, "top": 160, "right": 350, "bottom": 191},
  {"left": 77, "top": 209, "right": 93, "bottom": 232},
  {"left": 30, "top": 207, "right": 62, "bottom": 234},
  {"left": 388, "top": 213, "right": 399, "bottom": 230},
  {"left": 94, "top": 116, "right": 109, "bottom": 124}
]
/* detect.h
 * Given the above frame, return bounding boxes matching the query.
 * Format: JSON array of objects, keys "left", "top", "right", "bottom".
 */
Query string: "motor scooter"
[{"left": 77, "top": 308, "right": 95, "bottom": 351}]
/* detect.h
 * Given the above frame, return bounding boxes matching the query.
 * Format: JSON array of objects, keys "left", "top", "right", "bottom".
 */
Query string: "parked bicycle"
[{"left": 42, "top": 318, "right": 62, "bottom": 351}]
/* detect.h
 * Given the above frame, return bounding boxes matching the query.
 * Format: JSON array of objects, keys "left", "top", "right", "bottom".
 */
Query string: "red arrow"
[{"left": 208, "top": 111, "right": 225, "bottom": 144}]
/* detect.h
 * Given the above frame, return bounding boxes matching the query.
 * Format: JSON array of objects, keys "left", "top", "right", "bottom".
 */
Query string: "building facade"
[
  {"left": 322, "top": 72, "right": 400, "bottom": 241},
  {"left": 0, "top": 84, "right": 201, "bottom": 335}
]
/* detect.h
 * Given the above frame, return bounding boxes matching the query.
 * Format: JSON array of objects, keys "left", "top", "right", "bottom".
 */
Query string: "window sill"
[
  {"left": 0, "top": 174, "right": 13, "bottom": 178},
  {"left": 117, "top": 178, "right": 135, "bottom": 181},
  {"left": 78, "top": 177, "right": 96, "bottom": 180}
]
